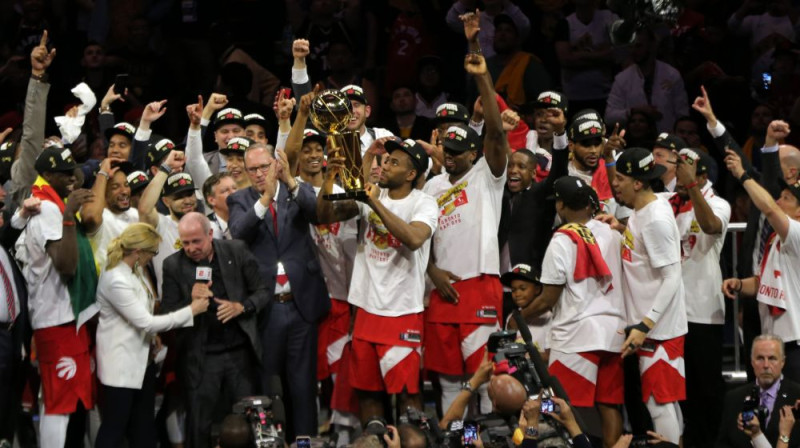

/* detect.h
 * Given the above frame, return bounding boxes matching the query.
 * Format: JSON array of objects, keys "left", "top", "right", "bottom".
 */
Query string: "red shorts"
[
  {"left": 638, "top": 336, "right": 686, "bottom": 404},
  {"left": 317, "top": 299, "right": 351, "bottom": 380},
  {"left": 426, "top": 275, "right": 503, "bottom": 324},
  {"left": 424, "top": 321, "right": 500, "bottom": 375},
  {"left": 35, "top": 324, "right": 95, "bottom": 414},
  {"left": 350, "top": 309, "right": 423, "bottom": 394},
  {"left": 548, "top": 350, "right": 624, "bottom": 407},
  {"left": 330, "top": 341, "right": 359, "bottom": 415}
]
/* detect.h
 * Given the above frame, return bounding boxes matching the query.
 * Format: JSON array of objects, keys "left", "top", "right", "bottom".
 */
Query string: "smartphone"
[
  {"left": 296, "top": 436, "right": 311, "bottom": 448},
  {"left": 114, "top": 74, "right": 129, "bottom": 95},
  {"left": 463, "top": 422, "right": 478, "bottom": 445},
  {"left": 640, "top": 341, "right": 657, "bottom": 353},
  {"left": 280, "top": 87, "right": 292, "bottom": 99},
  {"left": 540, "top": 398, "right": 561, "bottom": 414},
  {"left": 762, "top": 72, "right": 772, "bottom": 91}
]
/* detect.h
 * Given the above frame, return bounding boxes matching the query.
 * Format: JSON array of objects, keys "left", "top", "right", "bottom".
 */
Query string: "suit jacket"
[
  {"left": 0, "top": 215, "right": 29, "bottom": 356},
  {"left": 716, "top": 379, "right": 800, "bottom": 448},
  {"left": 497, "top": 146, "right": 569, "bottom": 269},
  {"left": 227, "top": 182, "right": 330, "bottom": 323},
  {"left": 160, "top": 239, "right": 269, "bottom": 389}
]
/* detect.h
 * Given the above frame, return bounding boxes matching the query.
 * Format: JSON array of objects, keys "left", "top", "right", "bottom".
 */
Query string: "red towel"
[{"left": 556, "top": 223, "right": 612, "bottom": 282}]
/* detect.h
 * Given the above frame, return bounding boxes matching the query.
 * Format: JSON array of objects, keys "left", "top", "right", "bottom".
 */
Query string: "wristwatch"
[
  {"left": 524, "top": 427, "right": 538, "bottom": 439},
  {"left": 780, "top": 435, "right": 790, "bottom": 444},
  {"left": 461, "top": 381, "right": 475, "bottom": 393}
]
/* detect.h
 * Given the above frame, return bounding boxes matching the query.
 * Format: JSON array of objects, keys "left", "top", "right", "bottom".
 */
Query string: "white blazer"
[{"left": 96, "top": 263, "right": 193, "bottom": 389}]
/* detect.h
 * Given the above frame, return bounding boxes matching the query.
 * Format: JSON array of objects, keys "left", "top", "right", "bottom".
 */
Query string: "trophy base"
[{"left": 324, "top": 189, "right": 368, "bottom": 201}]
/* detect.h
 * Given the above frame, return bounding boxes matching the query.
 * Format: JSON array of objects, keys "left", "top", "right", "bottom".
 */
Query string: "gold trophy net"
[{"left": 310, "top": 90, "right": 367, "bottom": 201}]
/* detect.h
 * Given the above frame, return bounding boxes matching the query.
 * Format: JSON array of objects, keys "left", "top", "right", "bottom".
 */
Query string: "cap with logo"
[
  {"left": 214, "top": 108, "right": 245, "bottom": 131},
  {"left": 500, "top": 263, "right": 541, "bottom": 287},
  {"left": 163, "top": 172, "right": 195, "bottom": 197},
  {"left": 533, "top": 90, "right": 568, "bottom": 113},
  {"left": 441, "top": 124, "right": 480, "bottom": 153},
  {"left": 384, "top": 138, "right": 429, "bottom": 173},
  {"left": 35, "top": 146, "right": 78, "bottom": 174},
  {"left": 548, "top": 175, "right": 601, "bottom": 210},
  {"left": 104, "top": 122, "right": 136, "bottom": 142},
  {"left": 341, "top": 84, "right": 367, "bottom": 105},
  {"left": 654, "top": 133, "right": 687, "bottom": 152},
  {"left": 0, "top": 141, "right": 14, "bottom": 183},
  {"left": 244, "top": 113, "right": 269, "bottom": 130},
  {"left": 146, "top": 137, "right": 180, "bottom": 169},
  {"left": 220, "top": 137, "right": 253, "bottom": 157},
  {"left": 126, "top": 170, "right": 151, "bottom": 194},
  {"left": 433, "top": 102, "right": 470, "bottom": 125},
  {"left": 779, "top": 178, "right": 800, "bottom": 202},
  {"left": 678, "top": 148, "right": 712, "bottom": 175},
  {"left": 303, "top": 129, "right": 327, "bottom": 146},
  {"left": 572, "top": 109, "right": 604, "bottom": 124},
  {"left": 616, "top": 147, "right": 667, "bottom": 180},
  {"left": 568, "top": 117, "right": 604, "bottom": 143}
]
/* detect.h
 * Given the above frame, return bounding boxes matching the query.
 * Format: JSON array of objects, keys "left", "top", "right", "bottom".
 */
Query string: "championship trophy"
[{"left": 310, "top": 89, "right": 367, "bottom": 201}]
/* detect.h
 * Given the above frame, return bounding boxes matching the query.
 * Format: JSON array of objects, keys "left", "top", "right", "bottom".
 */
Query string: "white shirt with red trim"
[
  {"left": 621, "top": 196, "right": 688, "bottom": 340},
  {"left": 348, "top": 188, "right": 438, "bottom": 317},
  {"left": 672, "top": 183, "right": 731, "bottom": 325},
  {"left": 757, "top": 219, "right": 800, "bottom": 343},
  {"left": 21, "top": 201, "right": 74, "bottom": 329},
  {"left": 303, "top": 180, "right": 358, "bottom": 301},
  {"left": 423, "top": 157, "right": 506, "bottom": 279},
  {"left": 154, "top": 214, "right": 181, "bottom": 298},
  {"left": 90, "top": 208, "right": 139, "bottom": 275},
  {"left": 540, "top": 219, "right": 626, "bottom": 353}
]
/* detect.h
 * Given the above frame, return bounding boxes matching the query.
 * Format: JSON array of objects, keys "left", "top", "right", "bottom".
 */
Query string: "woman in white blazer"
[{"left": 94, "top": 223, "right": 208, "bottom": 448}]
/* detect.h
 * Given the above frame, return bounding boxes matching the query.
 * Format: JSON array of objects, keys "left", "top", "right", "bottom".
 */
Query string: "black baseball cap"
[
  {"left": 220, "top": 137, "right": 252, "bottom": 157},
  {"left": 678, "top": 148, "right": 711, "bottom": 175},
  {"left": 616, "top": 147, "right": 666, "bottom": 181},
  {"left": 163, "top": 172, "right": 195, "bottom": 197},
  {"left": 126, "top": 170, "right": 150, "bottom": 194},
  {"left": 104, "top": 122, "right": 135, "bottom": 142},
  {"left": 548, "top": 175, "right": 601, "bottom": 211},
  {"left": 441, "top": 124, "right": 480, "bottom": 153},
  {"left": 573, "top": 109, "right": 604, "bottom": 124},
  {"left": 533, "top": 90, "right": 568, "bottom": 113},
  {"left": 779, "top": 178, "right": 800, "bottom": 202},
  {"left": 654, "top": 132, "right": 687, "bottom": 152},
  {"left": 213, "top": 108, "right": 245, "bottom": 131},
  {"left": 0, "top": 141, "right": 15, "bottom": 183},
  {"left": 341, "top": 84, "right": 367, "bottom": 105},
  {"left": 385, "top": 138, "right": 429, "bottom": 173},
  {"left": 303, "top": 129, "right": 327, "bottom": 146},
  {"left": 243, "top": 113, "right": 269, "bottom": 130},
  {"left": 146, "top": 137, "right": 179, "bottom": 169},
  {"left": 568, "top": 117, "right": 604, "bottom": 143},
  {"left": 500, "top": 263, "right": 540, "bottom": 287},
  {"left": 433, "top": 102, "right": 470, "bottom": 125},
  {"left": 35, "top": 146, "right": 78, "bottom": 174}
]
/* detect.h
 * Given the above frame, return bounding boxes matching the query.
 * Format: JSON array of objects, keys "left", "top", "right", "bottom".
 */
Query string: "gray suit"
[
  {"left": 7, "top": 78, "right": 49, "bottom": 210},
  {"left": 160, "top": 238, "right": 269, "bottom": 447}
]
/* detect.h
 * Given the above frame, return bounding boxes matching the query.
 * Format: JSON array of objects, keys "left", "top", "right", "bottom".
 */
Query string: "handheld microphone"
[{"left": 195, "top": 265, "right": 212, "bottom": 282}]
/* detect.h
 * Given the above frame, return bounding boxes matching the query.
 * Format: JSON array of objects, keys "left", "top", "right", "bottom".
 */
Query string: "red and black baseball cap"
[
  {"left": 104, "top": 122, "right": 135, "bottom": 142},
  {"left": 654, "top": 132, "right": 687, "bottom": 152},
  {"left": 220, "top": 137, "right": 253, "bottom": 157},
  {"left": 441, "top": 124, "right": 480, "bottom": 153},
  {"left": 433, "top": 102, "right": 470, "bottom": 125},
  {"left": 213, "top": 108, "right": 245, "bottom": 131},
  {"left": 616, "top": 147, "right": 667, "bottom": 181},
  {"left": 385, "top": 138, "right": 429, "bottom": 173},
  {"left": 779, "top": 178, "right": 800, "bottom": 202},
  {"left": 500, "top": 263, "right": 541, "bottom": 286},
  {"left": 127, "top": 170, "right": 150, "bottom": 194},
  {"left": 533, "top": 90, "right": 568, "bottom": 114},
  {"left": 341, "top": 84, "right": 367, "bottom": 105},
  {"left": 568, "top": 117, "right": 604, "bottom": 143},
  {"left": 303, "top": 129, "right": 327, "bottom": 146}
]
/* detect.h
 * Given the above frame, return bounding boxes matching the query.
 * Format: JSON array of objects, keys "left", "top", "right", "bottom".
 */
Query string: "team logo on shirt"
[
  {"left": 174, "top": 238, "right": 182, "bottom": 250},
  {"left": 314, "top": 222, "right": 341, "bottom": 251},
  {"left": 621, "top": 228, "right": 634, "bottom": 262},
  {"left": 315, "top": 222, "right": 341, "bottom": 236},
  {"left": 436, "top": 181, "right": 469, "bottom": 229},
  {"left": 366, "top": 212, "right": 402, "bottom": 251}
]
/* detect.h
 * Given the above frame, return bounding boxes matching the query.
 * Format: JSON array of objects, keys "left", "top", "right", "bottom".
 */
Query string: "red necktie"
[
  {"left": 0, "top": 260, "right": 16, "bottom": 323},
  {"left": 269, "top": 201, "right": 278, "bottom": 237}
]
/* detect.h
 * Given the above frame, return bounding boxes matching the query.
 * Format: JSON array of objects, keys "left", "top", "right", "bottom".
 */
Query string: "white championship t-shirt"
[
  {"left": 423, "top": 157, "right": 506, "bottom": 279},
  {"left": 621, "top": 196, "right": 688, "bottom": 340},
  {"left": 672, "top": 184, "right": 731, "bottom": 325},
  {"left": 540, "top": 219, "right": 626, "bottom": 353},
  {"left": 303, "top": 180, "right": 359, "bottom": 300},
  {"left": 153, "top": 214, "right": 181, "bottom": 298},
  {"left": 757, "top": 219, "right": 800, "bottom": 343},
  {"left": 22, "top": 201, "right": 76, "bottom": 329},
  {"left": 347, "top": 188, "right": 438, "bottom": 316},
  {"left": 90, "top": 208, "right": 139, "bottom": 274}
]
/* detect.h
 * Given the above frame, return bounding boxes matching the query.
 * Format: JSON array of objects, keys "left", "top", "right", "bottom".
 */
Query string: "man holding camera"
[{"left": 716, "top": 335, "right": 800, "bottom": 448}]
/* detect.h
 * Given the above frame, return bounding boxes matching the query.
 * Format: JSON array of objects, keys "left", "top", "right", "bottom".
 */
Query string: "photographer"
[
  {"left": 513, "top": 395, "right": 592, "bottom": 448},
  {"left": 739, "top": 406, "right": 797, "bottom": 448}
]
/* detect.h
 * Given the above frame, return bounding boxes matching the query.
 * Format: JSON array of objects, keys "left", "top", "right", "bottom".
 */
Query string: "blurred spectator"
[
  {"left": 381, "top": 85, "right": 432, "bottom": 141},
  {"left": 741, "top": 103, "right": 774, "bottom": 170},
  {"left": 414, "top": 56, "right": 449, "bottom": 119},
  {"left": 624, "top": 108, "right": 658, "bottom": 150},
  {"left": 606, "top": 28, "right": 689, "bottom": 132},
  {"left": 446, "top": 0, "right": 531, "bottom": 60},
  {"left": 728, "top": 0, "right": 796, "bottom": 83},
  {"left": 554, "top": 0, "right": 618, "bottom": 118},
  {"left": 293, "top": 0, "right": 361, "bottom": 81},
  {"left": 673, "top": 115, "right": 705, "bottom": 150},
  {"left": 319, "top": 41, "right": 379, "bottom": 122},
  {"left": 484, "top": 14, "right": 552, "bottom": 110}
]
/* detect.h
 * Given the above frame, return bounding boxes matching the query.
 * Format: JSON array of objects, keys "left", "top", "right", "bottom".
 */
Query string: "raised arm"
[
  {"left": 675, "top": 154, "right": 724, "bottom": 234},
  {"left": 184, "top": 95, "right": 212, "bottom": 189},
  {"left": 138, "top": 151, "right": 182, "bottom": 227},
  {"left": 692, "top": 85, "right": 753, "bottom": 173},
  {"left": 285, "top": 85, "right": 319, "bottom": 172},
  {"left": 364, "top": 184, "right": 431, "bottom": 251},
  {"left": 274, "top": 90, "right": 296, "bottom": 152},
  {"left": 81, "top": 157, "right": 125, "bottom": 234},
  {"left": 98, "top": 84, "right": 126, "bottom": 138},
  {"left": 291, "top": 39, "right": 312, "bottom": 98}
]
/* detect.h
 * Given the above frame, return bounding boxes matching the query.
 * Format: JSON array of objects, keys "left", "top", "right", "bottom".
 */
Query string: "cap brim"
[
  {"left": 302, "top": 135, "right": 327, "bottom": 146},
  {"left": 104, "top": 128, "right": 133, "bottom": 141},
  {"left": 129, "top": 181, "right": 150, "bottom": 193},
  {"left": 441, "top": 140, "right": 470, "bottom": 153},
  {"left": 214, "top": 118, "right": 246, "bottom": 130},
  {"left": 219, "top": 149, "right": 245, "bottom": 157},
  {"left": 114, "top": 161, "right": 135, "bottom": 175},
  {"left": 384, "top": 139, "right": 404, "bottom": 152},
  {"left": 779, "top": 178, "right": 800, "bottom": 201},
  {"left": 632, "top": 163, "right": 667, "bottom": 181},
  {"left": 344, "top": 94, "right": 367, "bottom": 105},
  {"left": 500, "top": 272, "right": 539, "bottom": 287},
  {"left": 164, "top": 185, "right": 195, "bottom": 197}
]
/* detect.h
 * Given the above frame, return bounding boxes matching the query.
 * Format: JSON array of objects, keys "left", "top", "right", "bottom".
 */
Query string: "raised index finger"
[
  {"left": 39, "top": 30, "right": 48, "bottom": 48},
  {"left": 700, "top": 85, "right": 708, "bottom": 100}
]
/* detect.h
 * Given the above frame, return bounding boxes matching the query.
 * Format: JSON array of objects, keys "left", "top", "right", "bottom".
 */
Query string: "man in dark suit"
[
  {"left": 227, "top": 144, "right": 329, "bottom": 438},
  {"left": 716, "top": 335, "right": 800, "bottom": 448},
  {"left": 160, "top": 212, "right": 269, "bottom": 448}
]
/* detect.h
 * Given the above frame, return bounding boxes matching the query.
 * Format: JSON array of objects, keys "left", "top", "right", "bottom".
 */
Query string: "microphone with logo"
[{"left": 195, "top": 262, "right": 214, "bottom": 310}]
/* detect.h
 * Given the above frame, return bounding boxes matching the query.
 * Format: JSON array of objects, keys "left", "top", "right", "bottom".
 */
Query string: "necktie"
[
  {"left": 269, "top": 201, "right": 278, "bottom": 237},
  {"left": 758, "top": 216, "right": 774, "bottom": 265},
  {"left": 0, "top": 260, "right": 16, "bottom": 323}
]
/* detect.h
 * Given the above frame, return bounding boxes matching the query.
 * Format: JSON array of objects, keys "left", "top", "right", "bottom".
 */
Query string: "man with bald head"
[
  {"left": 779, "top": 145, "right": 800, "bottom": 185},
  {"left": 160, "top": 212, "right": 269, "bottom": 447}
]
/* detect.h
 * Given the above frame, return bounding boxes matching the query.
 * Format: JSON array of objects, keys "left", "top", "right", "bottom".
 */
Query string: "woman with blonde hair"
[{"left": 94, "top": 222, "right": 208, "bottom": 447}]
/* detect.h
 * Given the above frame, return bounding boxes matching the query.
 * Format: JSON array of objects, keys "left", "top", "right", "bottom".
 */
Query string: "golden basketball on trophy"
[{"left": 309, "top": 89, "right": 366, "bottom": 201}]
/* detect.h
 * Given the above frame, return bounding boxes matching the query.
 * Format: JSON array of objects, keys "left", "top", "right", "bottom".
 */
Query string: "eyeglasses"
[{"left": 246, "top": 164, "right": 271, "bottom": 175}]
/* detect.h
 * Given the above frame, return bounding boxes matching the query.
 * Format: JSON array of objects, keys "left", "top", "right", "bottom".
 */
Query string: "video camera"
[
  {"left": 232, "top": 395, "right": 285, "bottom": 448},
  {"left": 487, "top": 330, "right": 545, "bottom": 395},
  {"left": 741, "top": 387, "right": 769, "bottom": 426}
]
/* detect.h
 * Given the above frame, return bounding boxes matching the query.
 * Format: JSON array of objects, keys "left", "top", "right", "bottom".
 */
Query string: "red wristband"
[
  {"left": 63, "top": 220, "right": 75, "bottom": 226},
  {"left": 685, "top": 180, "right": 699, "bottom": 190}
]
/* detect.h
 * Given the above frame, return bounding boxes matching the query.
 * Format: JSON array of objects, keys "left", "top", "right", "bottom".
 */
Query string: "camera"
[
  {"left": 232, "top": 396, "right": 285, "bottom": 448},
  {"left": 487, "top": 331, "right": 545, "bottom": 395},
  {"left": 364, "top": 416, "right": 393, "bottom": 448},
  {"left": 741, "top": 387, "right": 769, "bottom": 425},
  {"left": 440, "top": 420, "right": 466, "bottom": 448},
  {"left": 399, "top": 407, "right": 440, "bottom": 448}
]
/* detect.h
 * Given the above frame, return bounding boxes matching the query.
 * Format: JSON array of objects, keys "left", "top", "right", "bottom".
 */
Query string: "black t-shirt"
[{"left": 204, "top": 254, "right": 247, "bottom": 352}]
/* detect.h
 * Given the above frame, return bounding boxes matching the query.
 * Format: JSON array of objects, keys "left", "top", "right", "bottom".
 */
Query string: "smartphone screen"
[
  {"left": 296, "top": 436, "right": 311, "bottom": 448},
  {"left": 114, "top": 74, "right": 129, "bottom": 95},
  {"left": 540, "top": 399, "right": 554, "bottom": 413},
  {"left": 463, "top": 422, "right": 478, "bottom": 444}
]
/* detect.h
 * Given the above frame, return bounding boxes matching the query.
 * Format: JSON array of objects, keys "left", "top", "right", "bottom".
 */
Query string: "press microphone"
[{"left": 195, "top": 264, "right": 212, "bottom": 283}]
